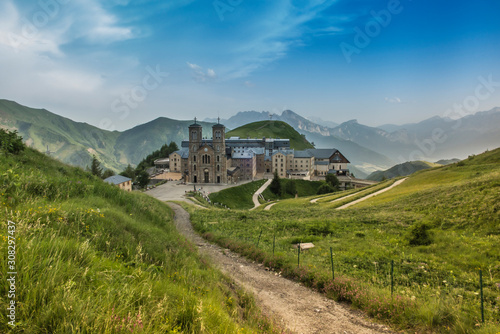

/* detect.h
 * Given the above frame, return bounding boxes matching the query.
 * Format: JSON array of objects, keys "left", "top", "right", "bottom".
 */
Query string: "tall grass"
[{"left": 0, "top": 147, "right": 287, "bottom": 333}]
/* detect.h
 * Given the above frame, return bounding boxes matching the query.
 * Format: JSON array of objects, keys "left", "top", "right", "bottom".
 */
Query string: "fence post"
[
  {"left": 480, "top": 270, "right": 484, "bottom": 323},
  {"left": 256, "top": 229, "right": 263, "bottom": 248},
  {"left": 390, "top": 260, "right": 394, "bottom": 297},
  {"left": 273, "top": 231, "right": 276, "bottom": 256},
  {"left": 330, "top": 247, "right": 335, "bottom": 280},
  {"left": 297, "top": 244, "right": 301, "bottom": 267}
]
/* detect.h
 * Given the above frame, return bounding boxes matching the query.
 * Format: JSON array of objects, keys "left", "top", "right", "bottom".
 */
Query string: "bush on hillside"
[
  {"left": 316, "top": 183, "right": 335, "bottom": 195},
  {"left": 406, "top": 222, "right": 432, "bottom": 246},
  {"left": 0, "top": 128, "right": 24, "bottom": 154}
]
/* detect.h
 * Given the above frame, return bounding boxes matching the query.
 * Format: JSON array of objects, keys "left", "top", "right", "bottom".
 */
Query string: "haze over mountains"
[
  {"left": 1, "top": 98, "right": 499, "bottom": 178},
  {"left": 207, "top": 108, "right": 500, "bottom": 174}
]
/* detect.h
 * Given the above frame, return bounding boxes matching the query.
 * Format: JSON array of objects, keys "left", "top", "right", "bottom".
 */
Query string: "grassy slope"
[
  {"left": 261, "top": 179, "right": 326, "bottom": 201},
  {"left": 226, "top": 121, "right": 314, "bottom": 150},
  {"left": 191, "top": 149, "right": 500, "bottom": 333},
  {"left": 208, "top": 180, "right": 267, "bottom": 210},
  {"left": 367, "top": 161, "right": 441, "bottom": 181},
  {"left": 0, "top": 147, "right": 284, "bottom": 333}
]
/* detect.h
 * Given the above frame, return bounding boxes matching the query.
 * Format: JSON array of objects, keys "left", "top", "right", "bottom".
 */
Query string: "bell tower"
[
  {"left": 189, "top": 118, "right": 202, "bottom": 183},
  {"left": 212, "top": 117, "right": 226, "bottom": 183}
]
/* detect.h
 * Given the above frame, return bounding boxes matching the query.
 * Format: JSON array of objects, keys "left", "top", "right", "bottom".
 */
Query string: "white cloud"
[
  {"left": 385, "top": 97, "right": 402, "bottom": 104},
  {"left": 187, "top": 62, "right": 217, "bottom": 83}
]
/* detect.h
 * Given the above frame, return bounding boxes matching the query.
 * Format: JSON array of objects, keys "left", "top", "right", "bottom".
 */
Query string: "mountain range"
[
  {"left": 207, "top": 108, "right": 500, "bottom": 175},
  {"left": 1, "top": 98, "right": 499, "bottom": 177}
]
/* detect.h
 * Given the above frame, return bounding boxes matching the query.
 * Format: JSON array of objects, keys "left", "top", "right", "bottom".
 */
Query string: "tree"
[
  {"left": 120, "top": 164, "right": 136, "bottom": 181},
  {"left": 325, "top": 173, "right": 340, "bottom": 189},
  {"left": 137, "top": 170, "right": 150, "bottom": 189},
  {"left": 90, "top": 155, "right": 102, "bottom": 178},
  {"left": 102, "top": 169, "right": 115, "bottom": 179},
  {"left": 285, "top": 180, "right": 297, "bottom": 196},
  {"left": 317, "top": 183, "right": 335, "bottom": 195},
  {"left": 269, "top": 170, "right": 281, "bottom": 195}
]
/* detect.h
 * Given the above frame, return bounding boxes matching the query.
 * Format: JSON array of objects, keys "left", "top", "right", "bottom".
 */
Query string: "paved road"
[{"left": 250, "top": 179, "right": 272, "bottom": 210}]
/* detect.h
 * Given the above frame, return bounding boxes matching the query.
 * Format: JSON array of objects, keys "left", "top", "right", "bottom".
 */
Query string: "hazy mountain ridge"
[
  {"left": 2, "top": 98, "right": 499, "bottom": 177},
  {"left": 0, "top": 99, "right": 214, "bottom": 171}
]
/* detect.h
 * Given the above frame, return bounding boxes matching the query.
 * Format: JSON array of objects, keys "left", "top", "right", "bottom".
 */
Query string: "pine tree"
[
  {"left": 120, "top": 164, "right": 136, "bottom": 181},
  {"left": 269, "top": 170, "right": 281, "bottom": 195},
  {"left": 102, "top": 169, "right": 115, "bottom": 179},
  {"left": 90, "top": 155, "right": 102, "bottom": 178}
]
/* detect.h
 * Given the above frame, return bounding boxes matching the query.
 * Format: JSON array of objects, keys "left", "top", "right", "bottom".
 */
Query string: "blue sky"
[{"left": 0, "top": 0, "right": 499, "bottom": 130}]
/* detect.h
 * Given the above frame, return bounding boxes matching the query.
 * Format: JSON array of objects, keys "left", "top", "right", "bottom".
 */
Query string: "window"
[
  {"left": 194, "top": 156, "right": 196, "bottom": 162},
  {"left": 217, "top": 165, "right": 220, "bottom": 172},
  {"left": 193, "top": 165, "right": 197, "bottom": 171},
  {"left": 192, "top": 131, "right": 198, "bottom": 140}
]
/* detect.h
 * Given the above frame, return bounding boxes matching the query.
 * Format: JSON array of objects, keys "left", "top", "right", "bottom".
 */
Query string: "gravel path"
[
  {"left": 336, "top": 178, "right": 407, "bottom": 210},
  {"left": 167, "top": 202, "right": 394, "bottom": 334}
]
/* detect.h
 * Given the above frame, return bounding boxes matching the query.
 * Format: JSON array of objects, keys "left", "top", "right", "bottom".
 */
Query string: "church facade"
[{"left": 169, "top": 120, "right": 350, "bottom": 184}]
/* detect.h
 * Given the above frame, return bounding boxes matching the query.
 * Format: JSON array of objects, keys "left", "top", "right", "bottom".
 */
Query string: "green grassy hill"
[
  {"left": 208, "top": 180, "right": 267, "bottom": 210},
  {"left": 226, "top": 121, "right": 314, "bottom": 150},
  {"left": 190, "top": 148, "right": 500, "bottom": 333},
  {"left": 0, "top": 99, "right": 213, "bottom": 172},
  {"left": 366, "top": 160, "right": 441, "bottom": 181},
  {"left": 0, "top": 138, "right": 283, "bottom": 333}
]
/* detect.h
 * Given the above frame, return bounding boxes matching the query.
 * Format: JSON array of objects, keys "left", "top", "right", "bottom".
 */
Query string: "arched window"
[
  {"left": 216, "top": 155, "right": 220, "bottom": 162},
  {"left": 193, "top": 165, "right": 197, "bottom": 171},
  {"left": 192, "top": 131, "right": 198, "bottom": 140},
  {"left": 193, "top": 156, "right": 196, "bottom": 162},
  {"left": 217, "top": 165, "right": 220, "bottom": 172},
  {"left": 207, "top": 155, "right": 210, "bottom": 164}
]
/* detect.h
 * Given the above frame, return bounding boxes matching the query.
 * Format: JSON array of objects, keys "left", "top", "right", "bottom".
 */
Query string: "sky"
[{"left": 0, "top": 0, "right": 499, "bottom": 131}]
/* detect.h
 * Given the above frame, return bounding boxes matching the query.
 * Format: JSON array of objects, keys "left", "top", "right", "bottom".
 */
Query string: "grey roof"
[
  {"left": 189, "top": 123, "right": 202, "bottom": 128},
  {"left": 294, "top": 150, "right": 313, "bottom": 158},
  {"left": 104, "top": 175, "right": 131, "bottom": 185},
  {"left": 305, "top": 149, "right": 338, "bottom": 159},
  {"left": 173, "top": 149, "right": 189, "bottom": 159}
]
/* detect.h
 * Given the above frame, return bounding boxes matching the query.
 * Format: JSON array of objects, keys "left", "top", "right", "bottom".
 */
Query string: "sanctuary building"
[{"left": 169, "top": 119, "right": 350, "bottom": 184}]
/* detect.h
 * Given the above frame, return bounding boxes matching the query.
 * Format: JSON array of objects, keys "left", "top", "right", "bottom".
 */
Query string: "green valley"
[
  {"left": 190, "top": 148, "right": 500, "bottom": 333},
  {"left": 0, "top": 99, "right": 214, "bottom": 172},
  {"left": 0, "top": 130, "right": 284, "bottom": 333}
]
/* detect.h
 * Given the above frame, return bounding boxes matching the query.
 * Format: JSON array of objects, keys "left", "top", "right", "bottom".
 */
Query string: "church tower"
[
  {"left": 188, "top": 118, "right": 202, "bottom": 183},
  {"left": 212, "top": 118, "right": 226, "bottom": 184}
]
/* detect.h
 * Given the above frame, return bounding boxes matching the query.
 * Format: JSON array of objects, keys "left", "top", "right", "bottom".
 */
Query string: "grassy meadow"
[
  {"left": 0, "top": 142, "right": 286, "bottom": 333},
  {"left": 208, "top": 180, "right": 267, "bottom": 210},
  {"left": 191, "top": 148, "right": 500, "bottom": 333}
]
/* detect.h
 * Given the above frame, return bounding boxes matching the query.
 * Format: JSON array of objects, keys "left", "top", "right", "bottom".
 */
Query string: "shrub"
[
  {"left": 317, "top": 183, "right": 335, "bottom": 195},
  {"left": 407, "top": 222, "right": 432, "bottom": 246},
  {"left": 0, "top": 128, "right": 24, "bottom": 154}
]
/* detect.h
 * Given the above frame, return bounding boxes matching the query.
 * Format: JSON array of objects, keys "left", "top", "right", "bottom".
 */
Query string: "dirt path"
[
  {"left": 336, "top": 178, "right": 407, "bottom": 210},
  {"left": 167, "top": 202, "right": 393, "bottom": 334},
  {"left": 250, "top": 179, "right": 272, "bottom": 210}
]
